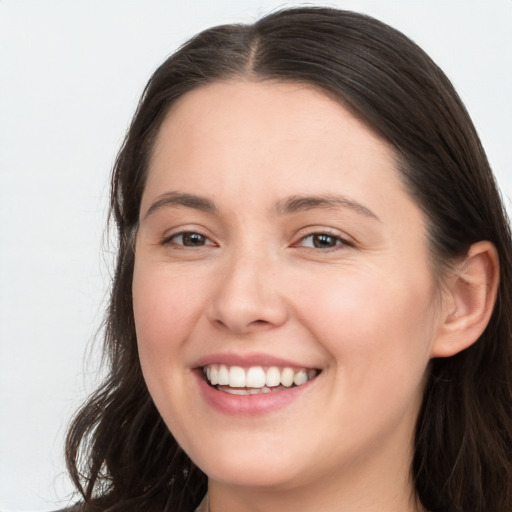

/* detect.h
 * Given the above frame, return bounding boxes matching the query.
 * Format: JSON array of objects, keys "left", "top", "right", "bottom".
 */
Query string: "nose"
[{"left": 208, "top": 250, "right": 289, "bottom": 335}]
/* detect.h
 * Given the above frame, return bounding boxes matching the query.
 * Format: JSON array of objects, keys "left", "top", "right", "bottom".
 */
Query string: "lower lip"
[{"left": 194, "top": 370, "right": 316, "bottom": 416}]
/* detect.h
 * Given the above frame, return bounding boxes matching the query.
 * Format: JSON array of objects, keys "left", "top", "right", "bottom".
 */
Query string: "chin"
[
  {"left": 191, "top": 445, "right": 306, "bottom": 489},
  {"left": 204, "top": 463, "right": 298, "bottom": 489}
]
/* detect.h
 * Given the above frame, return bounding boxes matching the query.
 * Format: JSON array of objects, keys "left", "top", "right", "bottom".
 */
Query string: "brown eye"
[
  {"left": 300, "top": 233, "right": 344, "bottom": 249},
  {"left": 169, "top": 232, "right": 212, "bottom": 247}
]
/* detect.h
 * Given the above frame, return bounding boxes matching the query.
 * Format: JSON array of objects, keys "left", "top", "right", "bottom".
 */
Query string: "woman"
[{"left": 64, "top": 7, "right": 512, "bottom": 512}]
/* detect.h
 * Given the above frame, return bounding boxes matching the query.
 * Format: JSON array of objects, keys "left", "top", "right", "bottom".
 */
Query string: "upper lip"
[{"left": 193, "top": 352, "right": 318, "bottom": 370}]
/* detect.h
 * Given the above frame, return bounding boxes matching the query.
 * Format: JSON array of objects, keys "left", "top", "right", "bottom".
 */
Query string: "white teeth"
[
  {"left": 203, "top": 364, "right": 319, "bottom": 391},
  {"left": 210, "top": 366, "right": 218, "bottom": 385},
  {"left": 281, "top": 367, "right": 294, "bottom": 387},
  {"left": 246, "top": 366, "right": 266, "bottom": 388},
  {"left": 224, "top": 388, "right": 250, "bottom": 395},
  {"left": 294, "top": 369, "right": 308, "bottom": 386},
  {"left": 266, "top": 367, "right": 281, "bottom": 387},
  {"left": 229, "top": 366, "right": 246, "bottom": 387},
  {"left": 217, "top": 365, "right": 229, "bottom": 385}
]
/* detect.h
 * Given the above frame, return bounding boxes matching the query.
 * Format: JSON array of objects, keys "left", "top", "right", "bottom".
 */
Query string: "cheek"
[
  {"left": 131, "top": 263, "right": 210, "bottom": 438},
  {"left": 293, "top": 266, "right": 436, "bottom": 378},
  {"left": 132, "top": 263, "right": 207, "bottom": 363}
]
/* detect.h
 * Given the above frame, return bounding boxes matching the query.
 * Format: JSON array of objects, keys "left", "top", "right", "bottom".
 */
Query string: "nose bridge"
[{"left": 209, "top": 241, "right": 288, "bottom": 333}]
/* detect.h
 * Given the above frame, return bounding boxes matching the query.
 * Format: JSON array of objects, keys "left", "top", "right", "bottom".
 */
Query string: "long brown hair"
[{"left": 66, "top": 7, "right": 512, "bottom": 512}]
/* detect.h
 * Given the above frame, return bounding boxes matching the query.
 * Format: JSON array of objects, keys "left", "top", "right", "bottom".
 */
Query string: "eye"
[
  {"left": 298, "top": 233, "right": 348, "bottom": 249},
  {"left": 165, "top": 231, "right": 214, "bottom": 247}
]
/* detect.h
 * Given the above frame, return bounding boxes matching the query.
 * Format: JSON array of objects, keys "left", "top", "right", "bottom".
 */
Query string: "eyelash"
[
  {"left": 162, "top": 231, "right": 215, "bottom": 248},
  {"left": 162, "top": 230, "right": 353, "bottom": 251},
  {"left": 294, "top": 232, "right": 352, "bottom": 250}
]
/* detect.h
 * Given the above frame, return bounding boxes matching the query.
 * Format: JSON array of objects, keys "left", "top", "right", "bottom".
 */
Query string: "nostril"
[{"left": 213, "top": 317, "right": 271, "bottom": 332}]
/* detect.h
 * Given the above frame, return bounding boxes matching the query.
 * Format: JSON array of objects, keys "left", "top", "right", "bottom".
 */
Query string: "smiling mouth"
[{"left": 202, "top": 364, "right": 320, "bottom": 395}]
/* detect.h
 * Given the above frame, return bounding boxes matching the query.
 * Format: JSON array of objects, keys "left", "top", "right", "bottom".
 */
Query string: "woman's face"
[{"left": 133, "top": 81, "right": 445, "bottom": 493}]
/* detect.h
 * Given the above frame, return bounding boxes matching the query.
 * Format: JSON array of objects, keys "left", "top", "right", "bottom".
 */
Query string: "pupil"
[
  {"left": 313, "top": 234, "right": 335, "bottom": 248},
  {"left": 183, "top": 233, "right": 205, "bottom": 246}
]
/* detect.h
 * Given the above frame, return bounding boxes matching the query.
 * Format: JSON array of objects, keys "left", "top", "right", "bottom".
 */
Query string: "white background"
[{"left": 1, "top": 1, "right": 511, "bottom": 510}]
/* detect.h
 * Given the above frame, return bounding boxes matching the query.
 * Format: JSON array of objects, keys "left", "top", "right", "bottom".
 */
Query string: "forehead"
[
  {"left": 145, "top": 80, "right": 403, "bottom": 206},
  {"left": 155, "top": 80, "right": 387, "bottom": 155}
]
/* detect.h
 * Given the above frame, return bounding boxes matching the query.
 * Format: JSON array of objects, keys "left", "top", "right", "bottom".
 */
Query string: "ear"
[{"left": 431, "top": 241, "right": 499, "bottom": 358}]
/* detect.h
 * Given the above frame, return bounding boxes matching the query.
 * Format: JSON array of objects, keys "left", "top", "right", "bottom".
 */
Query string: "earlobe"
[{"left": 431, "top": 241, "right": 499, "bottom": 358}]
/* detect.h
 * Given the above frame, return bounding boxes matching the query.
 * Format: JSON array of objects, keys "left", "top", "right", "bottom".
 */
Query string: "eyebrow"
[
  {"left": 143, "top": 191, "right": 378, "bottom": 221},
  {"left": 273, "top": 194, "right": 379, "bottom": 220},
  {"left": 144, "top": 192, "right": 217, "bottom": 219}
]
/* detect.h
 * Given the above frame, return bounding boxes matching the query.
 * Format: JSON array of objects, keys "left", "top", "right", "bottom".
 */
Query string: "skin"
[{"left": 132, "top": 80, "right": 456, "bottom": 512}]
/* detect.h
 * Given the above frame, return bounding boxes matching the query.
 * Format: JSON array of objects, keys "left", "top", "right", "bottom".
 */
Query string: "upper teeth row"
[{"left": 203, "top": 365, "right": 317, "bottom": 388}]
